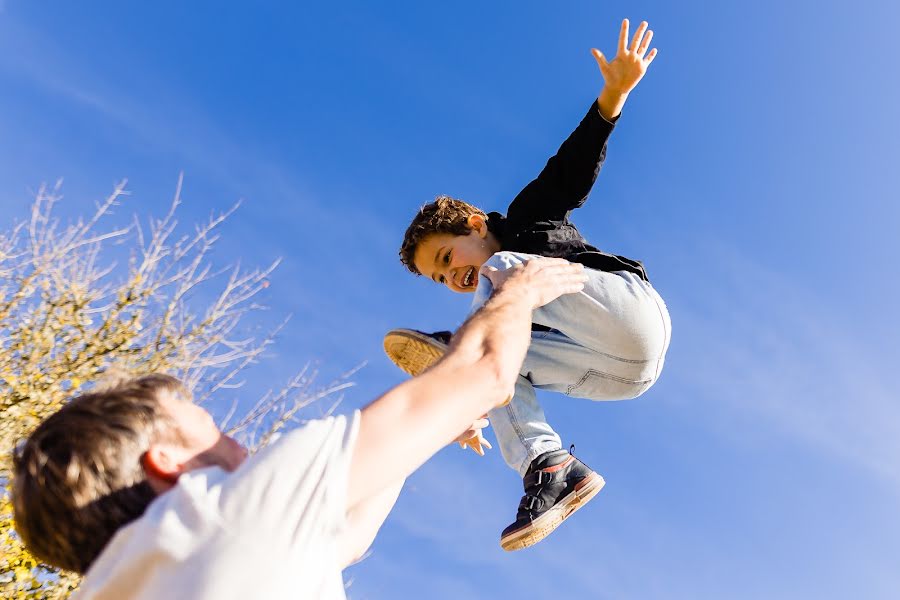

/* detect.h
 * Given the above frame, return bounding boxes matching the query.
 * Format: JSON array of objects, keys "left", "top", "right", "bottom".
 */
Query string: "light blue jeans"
[{"left": 471, "top": 252, "right": 672, "bottom": 476}]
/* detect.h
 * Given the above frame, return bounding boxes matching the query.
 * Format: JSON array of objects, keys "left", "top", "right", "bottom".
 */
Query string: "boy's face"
[{"left": 413, "top": 215, "right": 501, "bottom": 294}]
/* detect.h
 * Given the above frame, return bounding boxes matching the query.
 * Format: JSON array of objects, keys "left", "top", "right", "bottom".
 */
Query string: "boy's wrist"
[{"left": 597, "top": 87, "right": 629, "bottom": 121}]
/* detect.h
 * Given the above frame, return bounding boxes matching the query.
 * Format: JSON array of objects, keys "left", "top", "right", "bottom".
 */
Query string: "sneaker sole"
[
  {"left": 383, "top": 329, "right": 448, "bottom": 377},
  {"left": 383, "top": 329, "right": 513, "bottom": 407},
  {"left": 499, "top": 472, "right": 605, "bottom": 552}
]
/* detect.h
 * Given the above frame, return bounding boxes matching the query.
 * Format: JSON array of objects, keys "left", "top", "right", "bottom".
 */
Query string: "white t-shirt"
[{"left": 74, "top": 411, "right": 360, "bottom": 600}]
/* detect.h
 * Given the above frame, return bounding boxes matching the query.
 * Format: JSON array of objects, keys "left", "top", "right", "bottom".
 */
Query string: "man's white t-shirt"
[{"left": 74, "top": 411, "right": 360, "bottom": 600}]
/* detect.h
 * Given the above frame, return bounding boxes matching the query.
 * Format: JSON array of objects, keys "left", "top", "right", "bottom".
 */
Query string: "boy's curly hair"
[{"left": 399, "top": 195, "right": 487, "bottom": 275}]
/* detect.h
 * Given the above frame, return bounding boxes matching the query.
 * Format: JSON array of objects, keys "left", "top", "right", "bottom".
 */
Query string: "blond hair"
[
  {"left": 12, "top": 373, "right": 188, "bottom": 573},
  {"left": 399, "top": 195, "right": 487, "bottom": 275}
]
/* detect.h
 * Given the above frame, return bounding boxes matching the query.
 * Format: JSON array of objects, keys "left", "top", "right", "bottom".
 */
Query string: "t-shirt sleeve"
[{"left": 218, "top": 410, "right": 361, "bottom": 549}]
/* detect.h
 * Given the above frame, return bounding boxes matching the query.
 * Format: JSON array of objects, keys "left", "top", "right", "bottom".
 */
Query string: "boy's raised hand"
[{"left": 592, "top": 19, "right": 658, "bottom": 120}]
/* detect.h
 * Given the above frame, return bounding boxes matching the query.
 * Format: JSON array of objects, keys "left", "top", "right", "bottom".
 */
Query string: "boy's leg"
[
  {"left": 384, "top": 326, "right": 606, "bottom": 552},
  {"left": 472, "top": 251, "right": 672, "bottom": 401},
  {"left": 488, "top": 372, "right": 562, "bottom": 476}
]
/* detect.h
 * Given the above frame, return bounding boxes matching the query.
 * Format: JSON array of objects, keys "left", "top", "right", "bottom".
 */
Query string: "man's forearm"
[
  {"left": 347, "top": 283, "right": 535, "bottom": 509},
  {"left": 340, "top": 479, "right": 405, "bottom": 568},
  {"left": 444, "top": 283, "right": 535, "bottom": 391}
]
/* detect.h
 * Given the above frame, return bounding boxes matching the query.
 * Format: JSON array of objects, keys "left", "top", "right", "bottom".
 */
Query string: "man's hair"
[
  {"left": 11, "top": 372, "right": 189, "bottom": 574},
  {"left": 399, "top": 195, "right": 487, "bottom": 275}
]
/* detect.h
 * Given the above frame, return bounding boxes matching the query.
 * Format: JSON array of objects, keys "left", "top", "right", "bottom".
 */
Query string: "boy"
[
  {"left": 13, "top": 257, "right": 586, "bottom": 598},
  {"left": 384, "top": 19, "right": 672, "bottom": 551}
]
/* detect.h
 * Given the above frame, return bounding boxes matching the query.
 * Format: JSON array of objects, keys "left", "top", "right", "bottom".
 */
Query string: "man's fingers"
[
  {"left": 618, "top": 18, "right": 629, "bottom": 55},
  {"left": 630, "top": 21, "right": 648, "bottom": 52},
  {"left": 637, "top": 29, "right": 653, "bottom": 57}
]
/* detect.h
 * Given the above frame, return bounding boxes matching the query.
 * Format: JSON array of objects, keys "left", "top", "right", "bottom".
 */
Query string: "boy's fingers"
[
  {"left": 591, "top": 49, "right": 610, "bottom": 76},
  {"left": 618, "top": 18, "right": 629, "bottom": 54},
  {"left": 631, "top": 21, "right": 648, "bottom": 52},
  {"left": 637, "top": 29, "right": 653, "bottom": 57},
  {"left": 645, "top": 48, "right": 658, "bottom": 65}
]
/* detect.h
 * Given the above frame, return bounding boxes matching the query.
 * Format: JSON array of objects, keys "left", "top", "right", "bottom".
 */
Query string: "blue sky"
[{"left": 2, "top": 1, "right": 899, "bottom": 598}]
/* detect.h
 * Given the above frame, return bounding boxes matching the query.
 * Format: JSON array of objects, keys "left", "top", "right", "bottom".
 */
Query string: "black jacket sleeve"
[{"left": 505, "top": 100, "right": 617, "bottom": 233}]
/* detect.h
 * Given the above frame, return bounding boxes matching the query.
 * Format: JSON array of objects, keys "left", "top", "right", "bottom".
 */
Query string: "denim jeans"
[{"left": 471, "top": 252, "right": 672, "bottom": 476}]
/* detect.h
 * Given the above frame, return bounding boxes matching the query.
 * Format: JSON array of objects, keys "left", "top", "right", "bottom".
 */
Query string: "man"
[{"left": 12, "top": 257, "right": 587, "bottom": 599}]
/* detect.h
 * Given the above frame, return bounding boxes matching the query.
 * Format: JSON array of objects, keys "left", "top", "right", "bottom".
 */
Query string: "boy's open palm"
[{"left": 592, "top": 19, "right": 657, "bottom": 96}]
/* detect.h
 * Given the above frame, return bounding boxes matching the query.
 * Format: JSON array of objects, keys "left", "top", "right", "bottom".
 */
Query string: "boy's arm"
[
  {"left": 346, "top": 258, "right": 587, "bottom": 510},
  {"left": 506, "top": 19, "right": 657, "bottom": 229}
]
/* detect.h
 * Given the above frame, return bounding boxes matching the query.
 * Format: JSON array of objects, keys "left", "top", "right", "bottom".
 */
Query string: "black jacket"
[{"left": 487, "top": 100, "right": 649, "bottom": 282}]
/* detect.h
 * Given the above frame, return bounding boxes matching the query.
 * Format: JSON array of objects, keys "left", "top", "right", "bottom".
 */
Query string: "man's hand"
[
  {"left": 593, "top": 19, "right": 658, "bottom": 120},
  {"left": 456, "top": 417, "right": 492, "bottom": 456},
  {"left": 481, "top": 257, "right": 587, "bottom": 310}
]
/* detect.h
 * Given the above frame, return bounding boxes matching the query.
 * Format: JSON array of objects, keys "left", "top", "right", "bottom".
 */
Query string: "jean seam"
[
  {"left": 504, "top": 389, "right": 529, "bottom": 456},
  {"left": 584, "top": 349, "right": 653, "bottom": 364},
  {"left": 566, "top": 369, "right": 653, "bottom": 396}
]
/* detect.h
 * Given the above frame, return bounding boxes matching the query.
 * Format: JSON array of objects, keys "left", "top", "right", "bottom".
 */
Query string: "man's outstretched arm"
[
  {"left": 346, "top": 258, "right": 587, "bottom": 510},
  {"left": 339, "top": 479, "right": 405, "bottom": 568}
]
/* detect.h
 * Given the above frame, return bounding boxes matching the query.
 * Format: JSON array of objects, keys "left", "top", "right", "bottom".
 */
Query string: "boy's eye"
[
  {"left": 439, "top": 275, "right": 445, "bottom": 284},
  {"left": 443, "top": 250, "right": 451, "bottom": 264}
]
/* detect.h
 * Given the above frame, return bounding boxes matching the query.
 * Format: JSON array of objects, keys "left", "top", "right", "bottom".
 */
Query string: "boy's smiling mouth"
[{"left": 462, "top": 266, "right": 476, "bottom": 289}]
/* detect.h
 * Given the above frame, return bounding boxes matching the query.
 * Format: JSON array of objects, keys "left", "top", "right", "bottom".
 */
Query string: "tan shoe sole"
[
  {"left": 499, "top": 471, "right": 605, "bottom": 551},
  {"left": 383, "top": 329, "right": 447, "bottom": 377},
  {"left": 383, "top": 329, "right": 512, "bottom": 407}
]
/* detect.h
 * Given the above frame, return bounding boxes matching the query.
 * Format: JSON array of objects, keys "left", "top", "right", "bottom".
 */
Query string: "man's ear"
[
  {"left": 141, "top": 444, "right": 183, "bottom": 489},
  {"left": 466, "top": 214, "right": 488, "bottom": 237}
]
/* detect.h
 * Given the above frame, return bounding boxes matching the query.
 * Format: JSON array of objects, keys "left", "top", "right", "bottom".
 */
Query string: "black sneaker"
[
  {"left": 383, "top": 329, "right": 451, "bottom": 376},
  {"left": 499, "top": 447, "right": 605, "bottom": 551}
]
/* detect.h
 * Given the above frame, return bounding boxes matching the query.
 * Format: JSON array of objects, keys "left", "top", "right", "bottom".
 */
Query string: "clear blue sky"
[{"left": 2, "top": 1, "right": 899, "bottom": 598}]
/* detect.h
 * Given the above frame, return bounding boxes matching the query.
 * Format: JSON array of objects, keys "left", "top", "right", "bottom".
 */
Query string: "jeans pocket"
[{"left": 566, "top": 369, "right": 653, "bottom": 400}]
